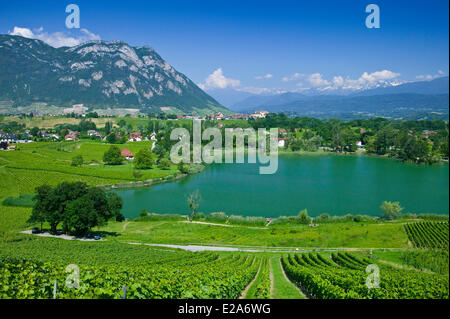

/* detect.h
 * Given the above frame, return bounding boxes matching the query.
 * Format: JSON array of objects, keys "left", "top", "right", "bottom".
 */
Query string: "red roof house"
[{"left": 121, "top": 148, "right": 134, "bottom": 159}]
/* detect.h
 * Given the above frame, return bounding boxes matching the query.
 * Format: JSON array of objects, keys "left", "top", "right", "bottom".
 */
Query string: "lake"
[{"left": 114, "top": 155, "right": 449, "bottom": 219}]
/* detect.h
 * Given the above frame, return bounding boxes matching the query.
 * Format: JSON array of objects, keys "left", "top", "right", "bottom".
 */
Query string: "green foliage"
[
  {"left": 0, "top": 254, "right": 258, "bottom": 299},
  {"left": 103, "top": 145, "right": 123, "bottom": 165},
  {"left": 158, "top": 157, "right": 171, "bottom": 170},
  {"left": 106, "top": 133, "right": 118, "bottom": 144},
  {"left": 134, "top": 149, "right": 153, "bottom": 169},
  {"left": 139, "top": 209, "right": 148, "bottom": 218},
  {"left": 400, "top": 249, "right": 449, "bottom": 275},
  {"left": 71, "top": 155, "right": 84, "bottom": 167},
  {"left": 298, "top": 209, "right": 310, "bottom": 224},
  {"left": 282, "top": 252, "right": 449, "bottom": 299},
  {"left": 28, "top": 182, "right": 123, "bottom": 235},
  {"left": 2, "top": 194, "right": 34, "bottom": 207},
  {"left": 404, "top": 221, "right": 449, "bottom": 249},
  {"left": 245, "top": 258, "right": 271, "bottom": 299},
  {"left": 381, "top": 201, "right": 403, "bottom": 220},
  {"left": 133, "top": 169, "right": 143, "bottom": 181}
]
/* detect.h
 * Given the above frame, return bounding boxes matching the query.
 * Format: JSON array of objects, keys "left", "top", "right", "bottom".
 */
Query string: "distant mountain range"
[
  {"left": 218, "top": 77, "right": 449, "bottom": 120},
  {"left": 0, "top": 34, "right": 226, "bottom": 115}
]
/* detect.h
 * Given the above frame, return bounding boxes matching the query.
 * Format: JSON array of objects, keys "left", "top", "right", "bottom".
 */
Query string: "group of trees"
[
  {"left": 102, "top": 146, "right": 172, "bottom": 172},
  {"left": 248, "top": 114, "right": 449, "bottom": 163},
  {"left": 28, "top": 182, "right": 124, "bottom": 236}
]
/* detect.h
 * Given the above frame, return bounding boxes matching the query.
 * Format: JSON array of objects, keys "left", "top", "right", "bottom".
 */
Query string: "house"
[
  {"left": 65, "top": 134, "right": 77, "bottom": 141},
  {"left": 0, "top": 133, "right": 18, "bottom": 143},
  {"left": 129, "top": 132, "right": 143, "bottom": 142},
  {"left": 121, "top": 148, "right": 134, "bottom": 160},
  {"left": 87, "top": 130, "right": 102, "bottom": 138},
  {"left": 176, "top": 115, "right": 185, "bottom": 119},
  {"left": 150, "top": 132, "right": 157, "bottom": 141},
  {"left": 8, "top": 145, "right": 16, "bottom": 151},
  {"left": 279, "top": 129, "right": 287, "bottom": 135},
  {"left": 68, "top": 130, "right": 80, "bottom": 136},
  {"left": 250, "top": 110, "right": 269, "bottom": 119},
  {"left": 356, "top": 141, "right": 364, "bottom": 149},
  {"left": 278, "top": 137, "right": 288, "bottom": 148}
]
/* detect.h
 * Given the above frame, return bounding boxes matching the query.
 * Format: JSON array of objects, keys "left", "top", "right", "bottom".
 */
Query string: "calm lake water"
[{"left": 114, "top": 155, "right": 449, "bottom": 219}]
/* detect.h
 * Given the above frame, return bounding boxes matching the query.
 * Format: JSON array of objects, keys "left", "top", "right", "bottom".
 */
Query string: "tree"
[
  {"left": 134, "top": 149, "right": 154, "bottom": 169},
  {"left": 29, "top": 182, "right": 124, "bottom": 236},
  {"left": 140, "top": 209, "right": 148, "bottom": 218},
  {"left": 103, "top": 145, "right": 123, "bottom": 165},
  {"left": 158, "top": 157, "right": 171, "bottom": 170},
  {"left": 106, "top": 132, "right": 118, "bottom": 144},
  {"left": 187, "top": 190, "right": 200, "bottom": 221},
  {"left": 71, "top": 155, "right": 83, "bottom": 167},
  {"left": 30, "top": 127, "right": 40, "bottom": 137},
  {"left": 381, "top": 201, "right": 403, "bottom": 220},
  {"left": 62, "top": 187, "right": 123, "bottom": 236},
  {"left": 298, "top": 209, "right": 310, "bottom": 224},
  {"left": 28, "top": 185, "right": 53, "bottom": 232},
  {"left": 104, "top": 121, "right": 113, "bottom": 135},
  {"left": 178, "top": 162, "right": 189, "bottom": 174}
]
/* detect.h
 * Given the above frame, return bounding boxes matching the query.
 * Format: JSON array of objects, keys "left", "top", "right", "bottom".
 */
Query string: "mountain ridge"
[{"left": 0, "top": 34, "right": 227, "bottom": 115}]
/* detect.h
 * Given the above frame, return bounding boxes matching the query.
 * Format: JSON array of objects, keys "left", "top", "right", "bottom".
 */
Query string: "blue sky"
[{"left": 1, "top": 0, "right": 448, "bottom": 94}]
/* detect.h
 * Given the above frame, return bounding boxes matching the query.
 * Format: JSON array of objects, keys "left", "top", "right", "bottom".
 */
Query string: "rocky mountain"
[{"left": 0, "top": 34, "right": 227, "bottom": 114}]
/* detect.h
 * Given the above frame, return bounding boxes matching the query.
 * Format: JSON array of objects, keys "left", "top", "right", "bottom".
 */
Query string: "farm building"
[
  {"left": 121, "top": 148, "right": 134, "bottom": 160},
  {"left": 64, "top": 134, "right": 77, "bottom": 141},
  {"left": 129, "top": 132, "right": 143, "bottom": 142}
]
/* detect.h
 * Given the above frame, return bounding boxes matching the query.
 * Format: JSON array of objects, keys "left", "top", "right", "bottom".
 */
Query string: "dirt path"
[
  {"left": 20, "top": 230, "right": 102, "bottom": 241},
  {"left": 239, "top": 259, "right": 262, "bottom": 299},
  {"left": 122, "top": 221, "right": 130, "bottom": 231},
  {"left": 269, "top": 258, "right": 275, "bottom": 298},
  {"left": 121, "top": 241, "right": 411, "bottom": 252}
]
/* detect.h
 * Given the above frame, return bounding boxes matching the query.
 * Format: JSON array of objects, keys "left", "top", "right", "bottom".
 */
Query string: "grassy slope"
[
  {"left": 0, "top": 141, "right": 178, "bottom": 198},
  {"left": 270, "top": 257, "right": 305, "bottom": 299},
  {"left": 100, "top": 219, "right": 409, "bottom": 248}
]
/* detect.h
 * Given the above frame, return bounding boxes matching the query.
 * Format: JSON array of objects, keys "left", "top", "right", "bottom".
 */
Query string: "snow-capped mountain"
[{"left": 0, "top": 34, "right": 226, "bottom": 114}]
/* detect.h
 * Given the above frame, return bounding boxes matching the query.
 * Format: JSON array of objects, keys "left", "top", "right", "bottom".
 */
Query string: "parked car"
[
  {"left": 31, "top": 227, "right": 40, "bottom": 234},
  {"left": 93, "top": 235, "right": 101, "bottom": 241},
  {"left": 56, "top": 229, "right": 64, "bottom": 235}
]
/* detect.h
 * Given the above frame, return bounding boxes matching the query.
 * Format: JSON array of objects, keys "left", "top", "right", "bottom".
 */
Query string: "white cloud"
[
  {"left": 293, "top": 70, "right": 403, "bottom": 92},
  {"left": 416, "top": 70, "right": 446, "bottom": 81},
  {"left": 307, "top": 73, "right": 330, "bottom": 87},
  {"left": 8, "top": 26, "right": 100, "bottom": 48},
  {"left": 282, "top": 73, "right": 304, "bottom": 82},
  {"left": 254, "top": 73, "right": 273, "bottom": 80},
  {"left": 360, "top": 70, "right": 400, "bottom": 83},
  {"left": 198, "top": 68, "right": 240, "bottom": 90}
]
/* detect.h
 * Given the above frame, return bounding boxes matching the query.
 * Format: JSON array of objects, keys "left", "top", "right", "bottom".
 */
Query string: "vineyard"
[
  {"left": 282, "top": 252, "right": 449, "bottom": 299},
  {"left": 243, "top": 257, "right": 271, "bottom": 299},
  {"left": 0, "top": 253, "right": 260, "bottom": 299},
  {"left": 404, "top": 221, "right": 449, "bottom": 249}
]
